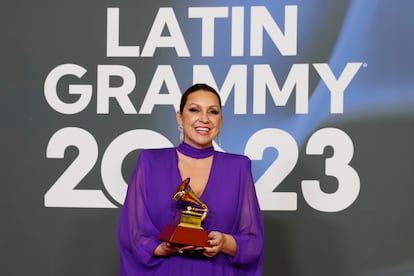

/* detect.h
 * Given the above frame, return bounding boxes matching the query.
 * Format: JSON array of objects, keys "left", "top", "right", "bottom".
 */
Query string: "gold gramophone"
[{"left": 158, "top": 178, "right": 210, "bottom": 247}]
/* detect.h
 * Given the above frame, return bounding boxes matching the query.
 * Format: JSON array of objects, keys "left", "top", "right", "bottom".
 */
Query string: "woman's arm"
[{"left": 118, "top": 151, "right": 165, "bottom": 267}]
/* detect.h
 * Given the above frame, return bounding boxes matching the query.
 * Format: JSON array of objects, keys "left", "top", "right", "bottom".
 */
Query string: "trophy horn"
[{"left": 173, "top": 178, "right": 208, "bottom": 223}]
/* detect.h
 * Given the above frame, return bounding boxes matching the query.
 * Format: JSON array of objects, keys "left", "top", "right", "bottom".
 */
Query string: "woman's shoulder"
[
  {"left": 139, "top": 147, "right": 176, "bottom": 161},
  {"left": 215, "top": 150, "right": 251, "bottom": 164}
]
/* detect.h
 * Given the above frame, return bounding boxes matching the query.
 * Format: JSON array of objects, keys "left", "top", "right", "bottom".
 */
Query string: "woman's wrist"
[{"left": 221, "top": 234, "right": 237, "bottom": 256}]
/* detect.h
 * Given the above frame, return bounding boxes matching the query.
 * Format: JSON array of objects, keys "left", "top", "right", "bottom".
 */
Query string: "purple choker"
[{"left": 177, "top": 143, "right": 214, "bottom": 159}]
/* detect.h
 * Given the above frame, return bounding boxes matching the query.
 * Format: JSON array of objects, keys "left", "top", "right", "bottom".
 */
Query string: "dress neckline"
[
  {"left": 174, "top": 146, "right": 216, "bottom": 199},
  {"left": 176, "top": 142, "right": 214, "bottom": 159}
]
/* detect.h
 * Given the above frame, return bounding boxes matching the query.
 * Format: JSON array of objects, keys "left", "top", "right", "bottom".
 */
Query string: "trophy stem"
[{"left": 178, "top": 210, "right": 204, "bottom": 229}]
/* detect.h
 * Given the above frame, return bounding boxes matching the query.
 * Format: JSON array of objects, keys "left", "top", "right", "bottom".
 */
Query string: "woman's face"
[{"left": 176, "top": 90, "right": 222, "bottom": 149}]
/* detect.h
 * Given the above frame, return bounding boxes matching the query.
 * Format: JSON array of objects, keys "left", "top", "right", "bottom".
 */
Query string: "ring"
[{"left": 178, "top": 248, "right": 183, "bottom": 254}]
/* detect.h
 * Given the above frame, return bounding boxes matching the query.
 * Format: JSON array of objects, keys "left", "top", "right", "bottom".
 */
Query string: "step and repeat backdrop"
[{"left": 2, "top": 0, "right": 414, "bottom": 275}]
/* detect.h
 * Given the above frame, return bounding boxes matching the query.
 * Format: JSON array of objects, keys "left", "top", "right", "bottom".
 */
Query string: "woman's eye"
[
  {"left": 209, "top": 110, "right": 219, "bottom": 115},
  {"left": 189, "top": 108, "right": 198, "bottom": 113}
]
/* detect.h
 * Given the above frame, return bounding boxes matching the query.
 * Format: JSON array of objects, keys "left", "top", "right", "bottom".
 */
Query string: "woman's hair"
[{"left": 179, "top": 83, "right": 222, "bottom": 114}]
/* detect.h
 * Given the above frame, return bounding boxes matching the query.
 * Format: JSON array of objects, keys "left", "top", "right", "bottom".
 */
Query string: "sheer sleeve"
[
  {"left": 118, "top": 150, "right": 163, "bottom": 273},
  {"left": 228, "top": 157, "right": 264, "bottom": 275}
]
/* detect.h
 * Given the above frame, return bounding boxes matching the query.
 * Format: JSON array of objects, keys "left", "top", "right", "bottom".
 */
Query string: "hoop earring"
[
  {"left": 216, "top": 133, "right": 221, "bottom": 146},
  {"left": 178, "top": 125, "right": 184, "bottom": 142}
]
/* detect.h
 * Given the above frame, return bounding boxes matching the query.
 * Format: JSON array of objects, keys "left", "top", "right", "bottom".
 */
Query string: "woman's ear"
[{"left": 176, "top": 111, "right": 182, "bottom": 126}]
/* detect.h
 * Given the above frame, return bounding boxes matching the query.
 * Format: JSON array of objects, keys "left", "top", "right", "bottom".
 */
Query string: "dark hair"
[{"left": 179, "top": 83, "right": 222, "bottom": 114}]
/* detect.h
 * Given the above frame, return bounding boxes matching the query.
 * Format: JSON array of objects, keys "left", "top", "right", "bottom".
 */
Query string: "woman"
[{"left": 118, "top": 83, "right": 264, "bottom": 275}]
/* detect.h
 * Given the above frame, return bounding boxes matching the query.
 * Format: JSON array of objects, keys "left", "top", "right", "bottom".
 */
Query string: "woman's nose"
[{"left": 199, "top": 111, "right": 209, "bottom": 122}]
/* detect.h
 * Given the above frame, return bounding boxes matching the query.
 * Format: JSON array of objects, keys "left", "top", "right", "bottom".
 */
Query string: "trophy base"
[{"left": 158, "top": 224, "right": 210, "bottom": 247}]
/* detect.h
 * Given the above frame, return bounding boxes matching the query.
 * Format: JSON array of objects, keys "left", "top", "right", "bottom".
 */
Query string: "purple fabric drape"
[{"left": 118, "top": 147, "right": 264, "bottom": 275}]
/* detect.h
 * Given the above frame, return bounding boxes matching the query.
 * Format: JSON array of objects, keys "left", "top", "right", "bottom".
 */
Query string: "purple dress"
[{"left": 118, "top": 147, "right": 264, "bottom": 275}]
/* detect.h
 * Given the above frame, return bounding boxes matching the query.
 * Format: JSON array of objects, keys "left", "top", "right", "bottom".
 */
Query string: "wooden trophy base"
[{"left": 158, "top": 224, "right": 210, "bottom": 247}]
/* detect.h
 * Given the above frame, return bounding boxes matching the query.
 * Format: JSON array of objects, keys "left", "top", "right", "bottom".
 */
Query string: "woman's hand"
[
  {"left": 203, "top": 231, "right": 237, "bottom": 257},
  {"left": 155, "top": 232, "right": 237, "bottom": 257},
  {"left": 153, "top": 242, "right": 200, "bottom": 256},
  {"left": 153, "top": 242, "right": 178, "bottom": 256}
]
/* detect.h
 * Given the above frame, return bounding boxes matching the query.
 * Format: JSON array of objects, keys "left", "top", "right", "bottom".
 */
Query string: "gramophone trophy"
[{"left": 158, "top": 178, "right": 210, "bottom": 247}]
